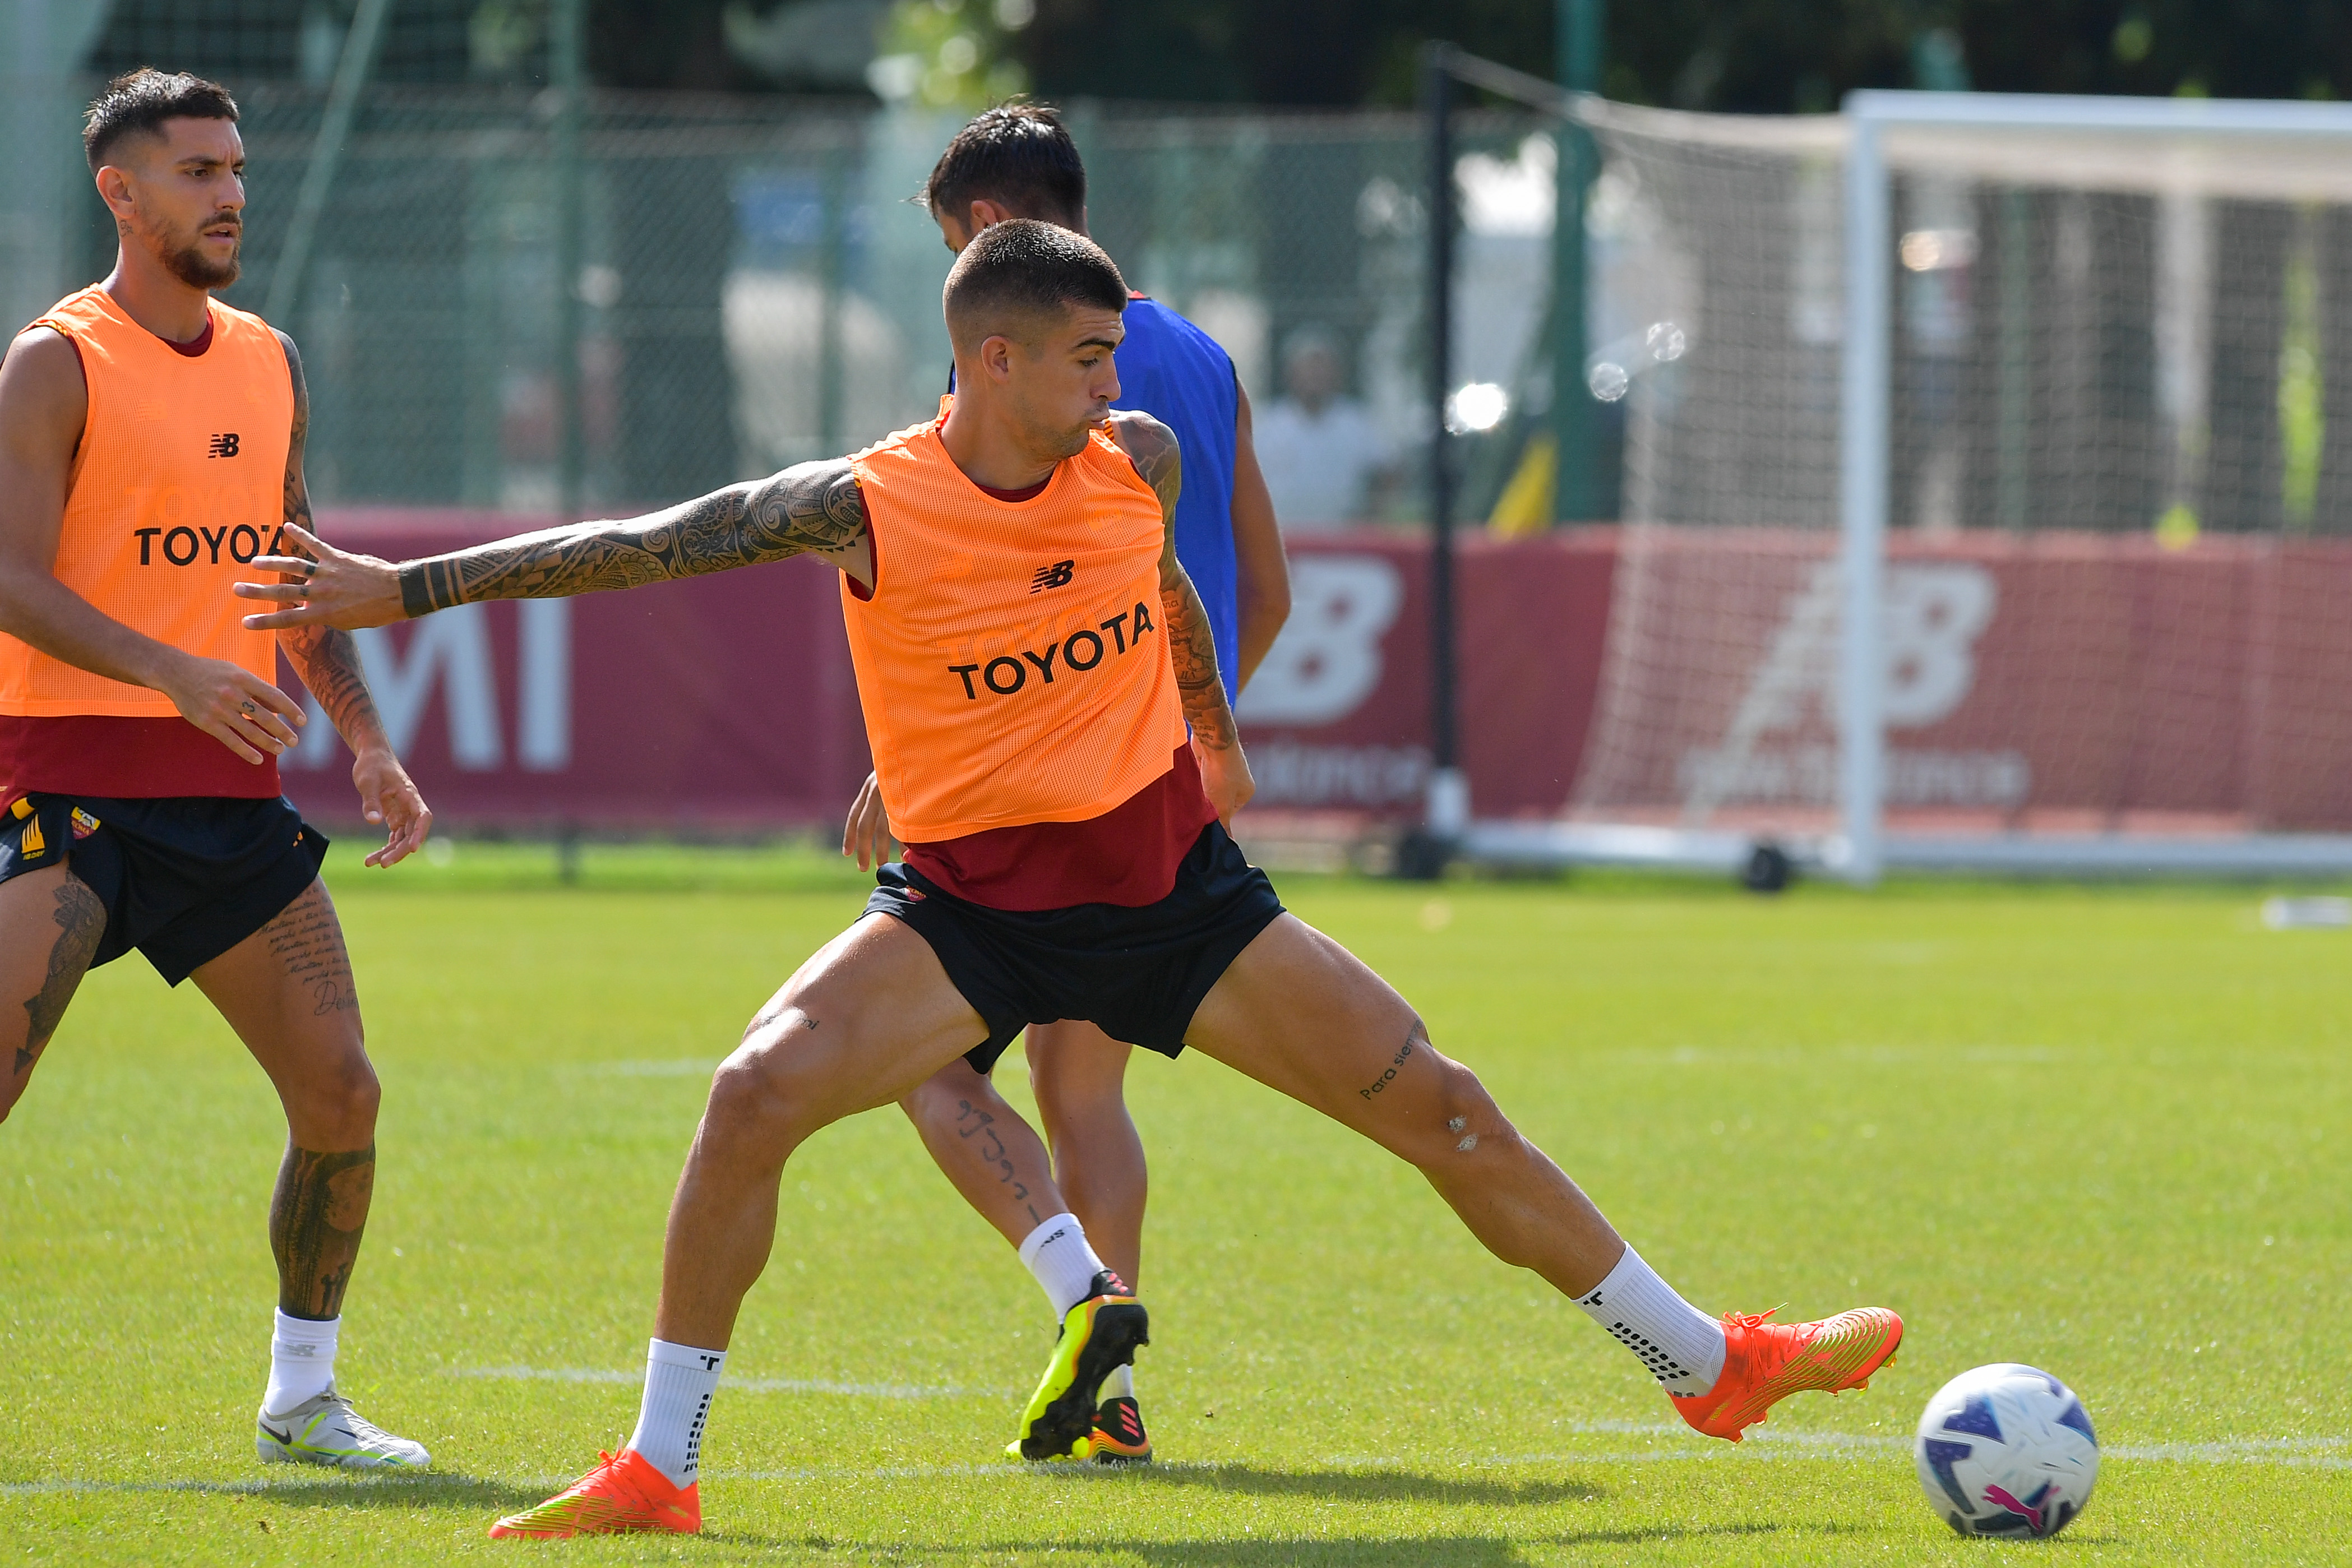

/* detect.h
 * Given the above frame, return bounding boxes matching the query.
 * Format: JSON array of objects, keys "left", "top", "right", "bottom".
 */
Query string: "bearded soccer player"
[
  {"left": 0, "top": 71, "right": 433, "bottom": 1469},
  {"left": 244, "top": 220, "right": 1901, "bottom": 1538},
  {"left": 839, "top": 101, "right": 1293, "bottom": 1466}
]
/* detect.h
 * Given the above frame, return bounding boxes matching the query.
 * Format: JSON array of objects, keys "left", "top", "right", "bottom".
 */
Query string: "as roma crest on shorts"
[{"left": 71, "top": 808, "right": 100, "bottom": 840}]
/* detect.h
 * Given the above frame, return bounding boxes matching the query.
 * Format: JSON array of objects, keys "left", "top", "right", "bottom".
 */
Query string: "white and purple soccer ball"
[{"left": 1914, "top": 1363, "right": 2099, "bottom": 1539}]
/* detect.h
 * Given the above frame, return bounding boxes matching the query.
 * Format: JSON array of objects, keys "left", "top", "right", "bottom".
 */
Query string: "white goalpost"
[{"left": 1467, "top": 89, "right": 2352, "bottom": 884}]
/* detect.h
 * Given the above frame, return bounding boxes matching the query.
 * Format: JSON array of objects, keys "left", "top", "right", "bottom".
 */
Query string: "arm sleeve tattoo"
[
  {"left": 396, "top": 460, "right": 870, "bottom": 616},
  {"left": 1113, "top": 412, "right": 1241, "bottom": 753},
  {"left": 270, "top": 332, "right": 391, "bottom": 752}
]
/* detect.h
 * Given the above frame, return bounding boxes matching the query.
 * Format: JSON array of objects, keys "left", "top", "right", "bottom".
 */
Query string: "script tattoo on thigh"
[
  {"left": 955, "top": 1097, "right": 1040, "bottom": 1228},
  {"left": 270, "top": 1143, "right": 375, "bottom": 1319},
  {"left": 1359, "top": 1030, "right": 1418, "bottom": 1100},
  {"left": 16, "top": 875, "right": 103, "bottom": 1079},
  {"left": 264, "top": 883, "right": 358, "bottom": 1019}
]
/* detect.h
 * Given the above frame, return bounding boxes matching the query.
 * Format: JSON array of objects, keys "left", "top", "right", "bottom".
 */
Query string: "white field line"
[
  {"left": 8, "top": 1436, "right": 2346, "bottom": 1499},
  {"left": 442, "top": 1365, "right": 1009, "bottom": 1400}
]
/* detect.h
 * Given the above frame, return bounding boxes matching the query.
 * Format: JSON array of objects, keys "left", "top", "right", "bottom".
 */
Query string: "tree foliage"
[{"left": 1002, "top": 1, "right": 2352, "bottom": 111}]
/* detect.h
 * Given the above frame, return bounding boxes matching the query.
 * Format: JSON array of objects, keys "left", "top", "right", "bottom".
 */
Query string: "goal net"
[{"left": 1546, "top": 91, "right": 2352, "bottom": 878}]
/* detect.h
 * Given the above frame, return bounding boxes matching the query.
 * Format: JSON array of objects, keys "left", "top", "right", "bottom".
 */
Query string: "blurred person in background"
[
  {"left": 838, "top": 101, "right": 1290, "bottom": 1465},
  {"left": 1251, "top": 327, "right": 1397, "bottom": 529}
]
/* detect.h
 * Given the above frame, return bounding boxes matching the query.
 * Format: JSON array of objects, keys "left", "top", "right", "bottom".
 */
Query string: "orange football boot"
[
  {"left": 487, "top": 1449, "right": 700, "bottom": 1539},
  {"left": 1670, "top": 1306, "right": 1903, "bottom": 1442}
]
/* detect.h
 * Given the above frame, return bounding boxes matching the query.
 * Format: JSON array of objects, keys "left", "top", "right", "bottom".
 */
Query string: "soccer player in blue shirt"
[{"left": 842, "top": 102, "right": 1290, "bottom": 1462}]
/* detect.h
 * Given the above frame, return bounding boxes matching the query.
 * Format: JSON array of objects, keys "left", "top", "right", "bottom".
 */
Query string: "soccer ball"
[{"left": 1913, "top": 1363, "right": 2099, "bottom": 1538}]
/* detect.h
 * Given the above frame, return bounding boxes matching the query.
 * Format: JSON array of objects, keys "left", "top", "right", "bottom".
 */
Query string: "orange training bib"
[
  {"left": 0, "top": 287, "right": 291, "bottom": 718},
  {"left": 842, "top": 400, "right": 1186, "bottom": 841}
]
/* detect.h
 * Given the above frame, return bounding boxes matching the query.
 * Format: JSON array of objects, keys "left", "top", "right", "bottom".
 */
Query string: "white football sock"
[
  {"left": 1572, "top": 1246, "right": 1727, "bottom": 1396},
  {"left": 1101, "top": 1363, "right": 1135, "bottom": 1402},
  {"left": 627, "top": 1338, "right": 727, "bottom": 1489},
  {"left": 1018, "top": 1213, "right": 1110, "bottom": 1318},
  {"left": 264, "top": 1309, "right": 339, "bottom": 1413}
]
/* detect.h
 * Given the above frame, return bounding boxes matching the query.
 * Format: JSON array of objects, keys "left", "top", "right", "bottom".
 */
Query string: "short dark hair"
[
  {"left": 943, "top": 219, "right": 1127, "bottom": 349},
  {"left": 923, "top": 101, "right": 1087, "bottom": 228},
  {"left": 84, "top": 68, "right": 239, "bottom": 172}
]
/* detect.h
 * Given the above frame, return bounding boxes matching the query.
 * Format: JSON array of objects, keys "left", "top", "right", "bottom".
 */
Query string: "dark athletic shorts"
[
  {"left": 0, "top": 794, "right": 327, "bottom": 986},
  {"left": 866, "top": 820, "right": 1286, "bottom": 1075}
]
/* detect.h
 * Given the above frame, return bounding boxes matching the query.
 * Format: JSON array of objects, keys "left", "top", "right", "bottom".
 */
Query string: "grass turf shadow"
[
  {"left": 1120, "top": 1462, "right": 1601, "bottom": 1507},
  {"left": 784, "top": 1523, "right": 1872, "bottom": 1566},
  {"left": 783, "top": 1536, "right": 1527, "bottom": 1566}
]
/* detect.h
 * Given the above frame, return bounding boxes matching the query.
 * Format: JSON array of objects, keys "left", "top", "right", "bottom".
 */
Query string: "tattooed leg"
[
  {"left": 269, "top": 1142, "right": 375, "bottom": 1319},
  {"left": 900, "top": 1058, "right": 1067, "bottom": 1247},
  {"left": 190, "top": 878, "right": 383, "bottom": 1315},
  {"left": 0, "top": 866, "right": 105, "bottom": 1120}
]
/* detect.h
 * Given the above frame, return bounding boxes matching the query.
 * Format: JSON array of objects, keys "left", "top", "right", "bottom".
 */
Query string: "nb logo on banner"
[{"left": 1236, "top": 555, "right": 1403, "bottom": 727}]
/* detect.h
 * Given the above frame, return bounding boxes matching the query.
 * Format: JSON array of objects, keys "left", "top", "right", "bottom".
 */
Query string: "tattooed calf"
[{"left": 270, "top": 1143, "right": 376, "bottom": 1319}]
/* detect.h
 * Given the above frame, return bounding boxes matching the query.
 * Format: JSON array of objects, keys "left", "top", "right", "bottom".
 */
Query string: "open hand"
[
  {"left": 841, "top": 771, "right": 898, "bottom": 871},
  {"left": 235, "top": 521, "right": 406, "bottom": 630},
  {"left": 352, "top": 746, "right": 432, "bottom": 867},
  {"left": 160, "top": 654, "right": 305, "bottom": 764}
]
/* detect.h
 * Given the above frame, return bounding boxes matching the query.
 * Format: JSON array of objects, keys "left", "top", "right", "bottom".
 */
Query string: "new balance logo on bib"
[{"left": 841, "top": 395, "right": 1186, "bottom": 843}]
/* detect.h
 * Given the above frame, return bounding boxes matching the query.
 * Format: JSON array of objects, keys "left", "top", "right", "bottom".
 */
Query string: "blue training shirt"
[
  {"left": 1111, "top": 296, "right": 1241, "bottom": 701},
  {"left": 949, "top": 293, "right": 1242, "bottom": 700}
]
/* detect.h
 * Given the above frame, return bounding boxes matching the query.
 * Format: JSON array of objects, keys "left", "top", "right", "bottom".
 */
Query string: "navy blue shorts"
[
  {"left": 866, "top": 821, "right": 1285, "bottom": 1075},
  {"left": 0, "top": 794, "right": 327, "bottom": 986}
]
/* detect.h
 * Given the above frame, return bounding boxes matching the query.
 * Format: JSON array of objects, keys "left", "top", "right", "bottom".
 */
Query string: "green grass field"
[{"left": 3, "top": 841, "right": 2347, "bottom": 1564}]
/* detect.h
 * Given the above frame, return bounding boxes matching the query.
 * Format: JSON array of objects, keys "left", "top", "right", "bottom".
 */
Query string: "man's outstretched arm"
[{"left": 236, "top": 460, "right": 870, "bottom": 631}]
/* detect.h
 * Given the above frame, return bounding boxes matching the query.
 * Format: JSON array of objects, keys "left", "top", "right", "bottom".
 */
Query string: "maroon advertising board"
[{"left": 281, "top": 514, "right": 2352, "bottom": 836}]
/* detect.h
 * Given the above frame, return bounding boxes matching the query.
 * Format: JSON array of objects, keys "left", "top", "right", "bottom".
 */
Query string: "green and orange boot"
[{"left": 1005, "top": 1271, "right": 1149, "bottom": 1461}]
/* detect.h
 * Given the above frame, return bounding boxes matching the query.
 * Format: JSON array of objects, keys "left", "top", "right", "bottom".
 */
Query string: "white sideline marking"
[
  {"left": 0, "top": 1475, "right": 468, "bottom": 1498},
  {"left": 2108, "top": 1436, "right": 2348, "bottom": 1464},
  {"left": 443, "top": 1365, "right": 1006, "bottom": 1400}
]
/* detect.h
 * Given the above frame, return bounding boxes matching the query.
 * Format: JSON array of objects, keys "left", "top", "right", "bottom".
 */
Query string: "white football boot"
[{"left": 256, "top": 1386, "right": 431, "bottom": 1469}]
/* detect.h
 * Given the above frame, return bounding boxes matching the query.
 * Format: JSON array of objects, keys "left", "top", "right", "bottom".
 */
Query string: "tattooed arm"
[
  {"left": 267, "top": 333, "right": 431, "bottom": 867},
  {"left": 234, "top": 459, "right": 872, "bottom": 630},
  {"left": 1107, "top": 410, "right": 1255, "bottom": 823}
]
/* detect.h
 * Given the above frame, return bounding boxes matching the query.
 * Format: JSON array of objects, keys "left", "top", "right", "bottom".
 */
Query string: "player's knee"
[
  {"left": 707, "top": 1023, "right": 822, "bottom": 1148},
  {"left": 292, "top": 1054, "right": 379, "bottom": 1146},
  {"left": 1407, "top": 1056, "right": 1516, "bottom": 1169}
]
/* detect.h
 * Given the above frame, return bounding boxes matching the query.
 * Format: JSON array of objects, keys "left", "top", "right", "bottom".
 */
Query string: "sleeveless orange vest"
[
  {"left": 0, "top": 287, "right": 291, "bottom": 718},
  {"left": 843, "top": 399, "right": 1186, "bottom": 841}
]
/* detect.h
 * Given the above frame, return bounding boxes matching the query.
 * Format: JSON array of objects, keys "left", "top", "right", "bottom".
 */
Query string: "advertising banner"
[
  {"left": 280, "top": 516, "right": 2352, "bottom": 835},
  {"left": 279, "top": 512, "right": 872, "bottom": 830}
]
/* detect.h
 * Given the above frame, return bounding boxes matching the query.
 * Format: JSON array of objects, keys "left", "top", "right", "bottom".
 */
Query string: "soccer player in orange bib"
[
  {"left": 0, "top": 71, "right": 433, "bottom": 1469},
  {"left": 246, "top": 220, "right": 1903, "bottom": 1538}
]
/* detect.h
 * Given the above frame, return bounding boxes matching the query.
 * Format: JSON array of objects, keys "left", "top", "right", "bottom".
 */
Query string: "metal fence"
[{"left": 34, "top": 82, "right": 1563, "bottom": 519}]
